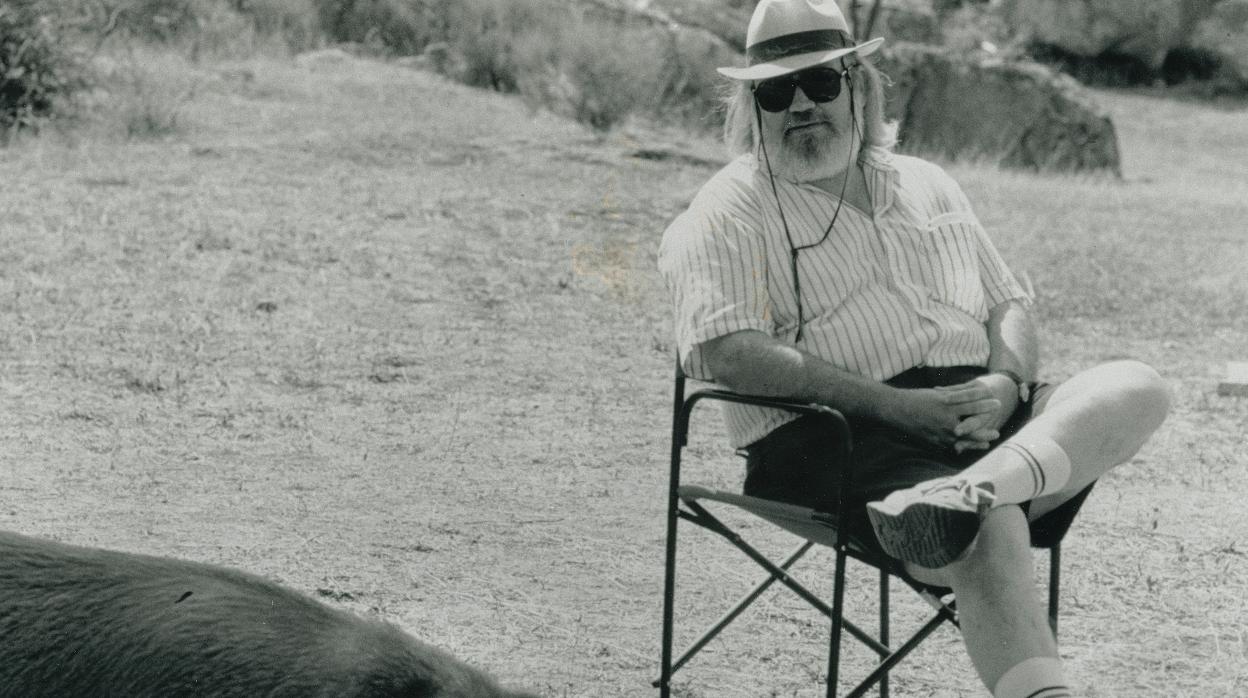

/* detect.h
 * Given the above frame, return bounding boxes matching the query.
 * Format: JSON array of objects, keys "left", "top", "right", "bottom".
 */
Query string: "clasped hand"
[{"left": 881, "top": 374, "right": 1018, "bottom": 453}]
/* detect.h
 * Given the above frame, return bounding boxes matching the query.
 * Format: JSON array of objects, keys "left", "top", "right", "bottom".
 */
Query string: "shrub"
[
  {"left": 538, "top": 16, "right": 728, "bottom": 133},
  {"left": 187, "top": 2, "right": 265, "bottom": 59},
  {"left": 269, "top": 0, "right": 723, "bottom": 133},
  {"left": 238, "top": 0, "right": 322, "bottom": 53},
  {"left": 447, "top": 0, "right": 558, "bottom": 93},
  {"left": 938, "top": 3, "right": 1018, "bottom": 57},
  {"left": 539, "top": 18, "right": 664, "bottom": 132},
  {"left": 110, "top": 50, "right": 200, "bottom": 139},
  {"left": 447, "top": 0, "right": 715, "bottom": 133},
  {"left": 0, "top": 0, "right": 90, "bottom": 139},
  {"left": 312, "top": 0, "right": 438, "bottom": 55},
  {"left": 109, "top": 0, "right": 209, "bottom": 42},
  {"left": 67, "top": 0, "right": 310, "bottom": 58},
  {"left": 3, "top": 0, "right": 730, "bottom": 137},
  {"left": 651, "top": 30, "right": 733, "bottom": 132}
]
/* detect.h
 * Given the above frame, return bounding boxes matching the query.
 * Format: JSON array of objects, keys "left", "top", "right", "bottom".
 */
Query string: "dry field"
[{"left": 1, "top": 51, "right": 1246, "bottom": 696}]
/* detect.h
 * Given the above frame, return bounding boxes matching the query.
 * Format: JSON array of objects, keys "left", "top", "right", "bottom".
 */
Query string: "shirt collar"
[{"left": 858, "top": 145, "right": 898, "bottom": 217}]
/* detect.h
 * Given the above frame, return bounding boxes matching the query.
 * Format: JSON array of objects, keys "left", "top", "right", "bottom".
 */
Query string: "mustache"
[{"left": 783, "top": 109, "right": 837, "bottom": 134}]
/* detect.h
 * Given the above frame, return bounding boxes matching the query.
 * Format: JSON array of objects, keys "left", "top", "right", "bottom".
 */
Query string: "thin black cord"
[{"left": 756, "top": 68, "right": 858, "bottom": 343}]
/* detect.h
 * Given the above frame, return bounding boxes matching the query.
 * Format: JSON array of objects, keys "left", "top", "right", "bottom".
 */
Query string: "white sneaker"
[{"left": 865, "top": 478, "right": 996, "bottom": 568}]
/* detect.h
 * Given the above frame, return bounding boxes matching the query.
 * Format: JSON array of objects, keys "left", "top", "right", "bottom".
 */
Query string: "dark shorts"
[{"left": 742, "top": 366, "right": 1094, "bottom": 569}]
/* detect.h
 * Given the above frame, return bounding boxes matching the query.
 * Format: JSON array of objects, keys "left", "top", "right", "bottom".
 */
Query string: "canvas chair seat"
[
  {"left": 675, "top": 485, "right": 954, "bottom": 597},
  {"left": 678, "top": 485, "right": 846, "bottom": 547}
]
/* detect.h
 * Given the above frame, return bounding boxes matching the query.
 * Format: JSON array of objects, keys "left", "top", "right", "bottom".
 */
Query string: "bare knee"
[
  {"left": 1046, "top": 360, "right": 1171, "bottom": 460},
  {"left": 1106, "top": 360, "right": 1171, "bottom": 428}
]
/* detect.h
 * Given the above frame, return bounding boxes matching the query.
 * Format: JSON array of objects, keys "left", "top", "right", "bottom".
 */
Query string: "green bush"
[
  {"left": 515, "top": 15, "right": 664, "bottom": 132},
  {"left": 109, "top": 50, "right": 199, "bottom": 139},
  {"left": 0, "top": 1, "right": 89, "bottom": 139},
  {"left": 302, "top": 0, "right": 703, "bottom": 133},
  {"left": 64, "top": 0, "right": 310, "bottom": 57},
  {"left": 239, "top": 0, "right": 322, "bottom": 53},
  {"left": 3, "top": 0, "right": 730, "bottom": 137},
  {"left": 109, "top": 0, "right": 212, "bottom": 42},
  {"left": 447, "top": 0, "right": 558, "bottom": 93},
  {"left": 442, "top": 0, "right": 723, "bottom": 133},
  {"left": 651, "top": 31, "right": 733, "bottom": 132},
  {"left": 312, "top": 0, "right": 438, "bottom": 55}
]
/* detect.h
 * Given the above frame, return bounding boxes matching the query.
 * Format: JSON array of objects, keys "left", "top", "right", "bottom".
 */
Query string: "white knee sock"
[
  {"left": 965, "top": 434, "right": 1072, "bottom": 506},
  {"left": 993, "top": 656, "right": 1071, "bottom": 698}
]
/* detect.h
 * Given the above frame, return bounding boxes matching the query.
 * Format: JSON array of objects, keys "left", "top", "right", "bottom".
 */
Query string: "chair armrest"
[
  {"left": 673, "top": 386, "right": 856, "bottom": 548},
  {"left": 676, "top": 387, "right": 850, "bottom": 451},
  {"left": 685, "top": 387, "right": 838, "bottom": 416}
]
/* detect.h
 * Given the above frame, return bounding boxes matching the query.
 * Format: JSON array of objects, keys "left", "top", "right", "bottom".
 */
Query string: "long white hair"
[{"left": 721, "top": 58, "right": 896, "bottom": 158}]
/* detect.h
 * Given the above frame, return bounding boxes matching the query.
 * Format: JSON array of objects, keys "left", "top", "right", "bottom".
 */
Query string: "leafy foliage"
[
  {"left": 0, "top": 1, "right": 90, "bottom": 138},
  {"left": 302, "top": 0, "right": 722, "bottom": 133},
  {"left": 311, "top": 0, "right": 439, "bottom": 55}
]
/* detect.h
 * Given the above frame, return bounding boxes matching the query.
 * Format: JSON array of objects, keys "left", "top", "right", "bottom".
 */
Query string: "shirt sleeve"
[
  {"left": 943, "top": 175, "right": 1034, "bottom": 309},
  {"left": 657, "top": 208, "right": 772, "bottom": 381}
]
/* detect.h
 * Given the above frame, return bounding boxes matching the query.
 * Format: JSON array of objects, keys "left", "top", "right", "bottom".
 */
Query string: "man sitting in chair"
[{"left": 657, "top": 1, "right": 1170, "bottom": 696}]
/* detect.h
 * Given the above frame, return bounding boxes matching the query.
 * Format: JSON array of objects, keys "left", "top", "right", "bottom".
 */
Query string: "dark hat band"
[{"left": 747, "top": 29, "right": 854, "bottom": 65}]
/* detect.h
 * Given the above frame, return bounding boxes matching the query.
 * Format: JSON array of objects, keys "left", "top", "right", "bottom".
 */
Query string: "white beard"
[{"left": 768, "top": 122, "right": 853, "bottom": 183}]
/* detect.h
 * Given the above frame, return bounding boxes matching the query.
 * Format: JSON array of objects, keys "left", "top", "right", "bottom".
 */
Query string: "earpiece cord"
[
  {"left": 755, "top": 69, "right": 857, "bottom": 344},
  {"left": 755, "top": 99, "right": 805, "bottom": 341}
]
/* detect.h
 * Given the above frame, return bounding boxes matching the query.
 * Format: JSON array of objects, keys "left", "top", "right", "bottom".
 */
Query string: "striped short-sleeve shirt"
[{"left": 657, "top": 147, "right": 1032, "bottom": 448}]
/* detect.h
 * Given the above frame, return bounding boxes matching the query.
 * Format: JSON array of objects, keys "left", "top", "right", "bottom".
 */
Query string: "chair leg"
[
  {"left": 658, "top": 449, "right": 684, "bottom": 696},
  {"left": 666, "top": 541, "right": 813, "bottom": 677},
  {"left": 658, "top": 520, "right": 677, "bottom": 696},
  {"left": 879, "top": 569, "right": 889, "bottom": 698},
  {"left": 845, "top": 610, "right": 951, "bottom": 698},
  {"left": 1048, "top": 543, "right": 1061, "bottom": 639},
  {"left": 826, "top": 548, "right": 849, "bottom": 698},
  {"left": 658, "top": 516, "right": 677, "bottom": 697}
]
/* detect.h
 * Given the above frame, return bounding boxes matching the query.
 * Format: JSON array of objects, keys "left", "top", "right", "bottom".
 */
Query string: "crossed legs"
[{"left": 901, "top": 360, "right": 1170, "bottom": 695}]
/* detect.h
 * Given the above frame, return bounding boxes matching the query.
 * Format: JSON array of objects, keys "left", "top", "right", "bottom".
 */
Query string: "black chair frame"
[{"left": 656, "top": 363, "right": 1064, "bottom": 697}]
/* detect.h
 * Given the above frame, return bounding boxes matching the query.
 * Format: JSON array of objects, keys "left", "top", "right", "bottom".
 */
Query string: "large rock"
[
  {"left": 1189, "top": 0, "right": 1248, "bottom": 87},
  {"left": 876, "top": 43, "right": 1121, "bottom": 174},
  {"left": 838, "top": 0, "right": 942, "bottom": 44},
  {"left": 1002, "top": 0, "right": 1217, "bottom": 70}
]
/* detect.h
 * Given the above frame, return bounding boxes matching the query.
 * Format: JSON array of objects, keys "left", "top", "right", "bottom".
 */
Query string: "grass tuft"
[{"left": 94, "top": 49, "right": 200, "bottom": 139}]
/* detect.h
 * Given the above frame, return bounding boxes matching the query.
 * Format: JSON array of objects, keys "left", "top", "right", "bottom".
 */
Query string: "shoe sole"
[{"left": 865, "top": 498, "right": 982, "bottom": 569}]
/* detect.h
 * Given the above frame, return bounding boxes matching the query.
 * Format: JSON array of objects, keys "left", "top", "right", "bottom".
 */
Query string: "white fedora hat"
[{"left": 718, "top": 0, "right": 884, "bottom": 82}]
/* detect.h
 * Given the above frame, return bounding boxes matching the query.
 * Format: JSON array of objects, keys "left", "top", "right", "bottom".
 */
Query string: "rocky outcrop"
[
  {"left": 876, "top": 43, "right": 1121, "bottom": 174},
  {"left": 1189, "top": 0, "right": 1248, "bottom": 88},
  {"left": 1002, "top": 0, "right": 1217, "bottom": 70},
  {"left": 840, "top": 0, "right": 942, "bottom": 44}
]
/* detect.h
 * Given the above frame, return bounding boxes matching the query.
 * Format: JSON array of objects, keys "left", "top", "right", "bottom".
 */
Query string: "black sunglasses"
[{"left": 752, "top": 66, "right": 849, "bottom": 113}]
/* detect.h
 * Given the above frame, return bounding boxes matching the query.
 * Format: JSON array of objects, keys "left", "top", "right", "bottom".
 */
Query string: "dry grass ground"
[{"left": 1, "top": 51, "right": 1245, "bottom": 696}]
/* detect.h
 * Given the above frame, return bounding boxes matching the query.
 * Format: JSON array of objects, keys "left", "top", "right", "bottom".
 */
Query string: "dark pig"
[{"left": 0, "top": 531, "right": 539, "bottom": 698}]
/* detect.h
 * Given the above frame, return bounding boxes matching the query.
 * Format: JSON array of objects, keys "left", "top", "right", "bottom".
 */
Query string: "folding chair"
[{"left": 656, "top": 362, "right": 1069, "bottom": 697}]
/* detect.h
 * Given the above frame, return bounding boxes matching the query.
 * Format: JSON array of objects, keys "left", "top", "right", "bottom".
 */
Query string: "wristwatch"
[{"left": 992, "top": 369, "right": 1031, "bottom": 404}]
